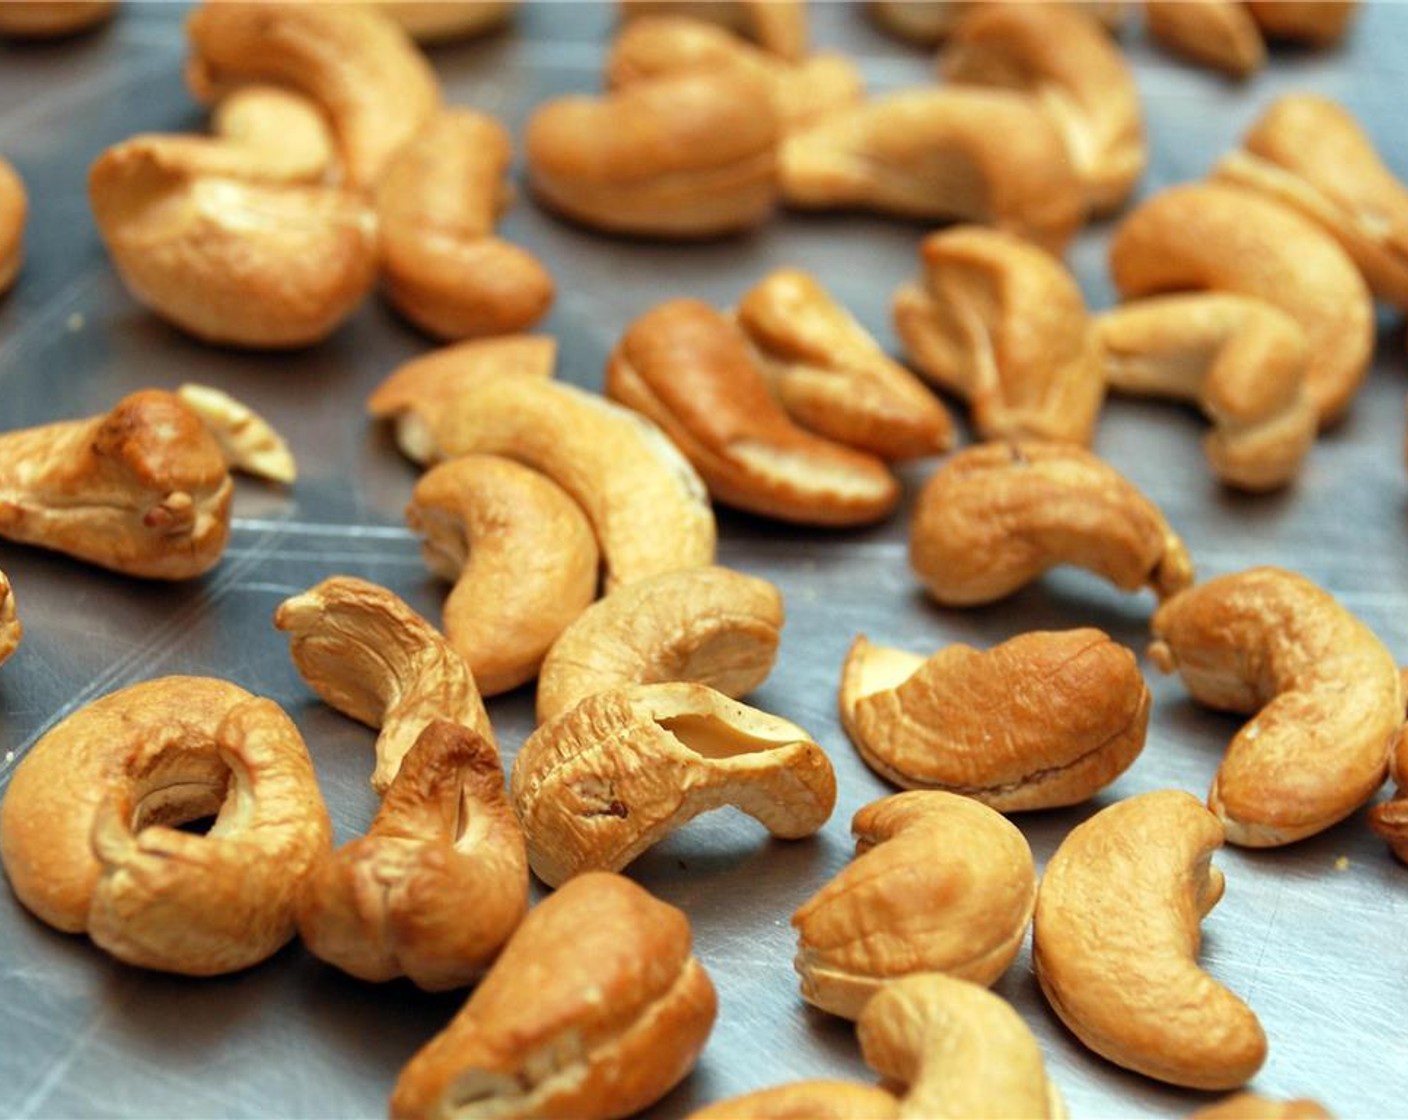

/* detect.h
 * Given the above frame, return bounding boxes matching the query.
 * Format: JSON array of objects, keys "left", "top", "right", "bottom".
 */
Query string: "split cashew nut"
[
  {"left": 0, "top": 156, "right": 25, "bottom": 295},
  {"left": 176, "top": 383, "right": 297, "bottom": 484}
]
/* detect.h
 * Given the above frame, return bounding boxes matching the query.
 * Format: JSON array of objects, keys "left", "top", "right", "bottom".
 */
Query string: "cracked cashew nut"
[
  {"left": 0, "top": 156, "right": 25, "bottom": 295},
  {"left": 619, "top": 0, "right": 807, "bottom": 59},
  {"left": 1145, "top": 1, "right": 1265, "bottom": 78},
  {"left": 0, "top": 677, "right": 331, "bottom": 974},
  {"left": 511, "top": 682, "right": 836, "bottom": 887},
  {"left": 0, "top": 1, "right": 114, "bottom": 37},
  {"left": 176, "top": 383, "right": 297, "bottom": 484},
  {"left": 390, "top": 871, "right": 717, "bottom": 1120},
  {"left": 0, "top": 570, "right": 19, "bottom": 668},
  {"left": 1191, "top": 1094, "right": 1335, "bottom": 1120},
  {"left": 378, "top": 1, "right": 518, "bottom": 42}
]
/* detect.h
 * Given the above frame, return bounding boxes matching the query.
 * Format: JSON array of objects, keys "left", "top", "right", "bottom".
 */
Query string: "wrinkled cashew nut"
[
  {"left": 1145, "top": 1, "right": 1265, "bottom": 78},
  {"left": 619, "top": 0, "right": 808, "bottom": 59},
  {"left": 378, "top": 0, "right": 518, "bottom": 43},
  {"left": 0, "top": 156, "right": 25, "bottom": 295},
  {"left": 0, "top": 570, "right": 20, "bottom": 668},
  {"left": 1190, "top": 1093, "right": 1335, "bottom": 1120},
  {"left": 0, "top": 1, "right": 115, "bottom": 38},
  {"left": 176, "top": 383, "right": 297, "bottom": 484}
]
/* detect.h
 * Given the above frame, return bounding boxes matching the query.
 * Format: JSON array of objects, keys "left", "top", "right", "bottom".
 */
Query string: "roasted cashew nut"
[
  {"left": 510, "top": 682, "right": 836, "bottom": 887},
  {"left": 407, "top": 454, "right": 600, "bottom": 697},
  {"left": 792, "top": 791, "right": 1036, "bottom": 1020},
  {"left": 296, "top": 720, "right": 528, "bottom": 991},
  {"left": 1150, "top": 567, "right": 1399, "bottom": 846},
  {"left": 909, "top": 441, "right": 1193, "bottom": 607},
  {"left": 0, "top": 570, "right": 20, "bottom": 668},
  {"left": 0, "top": 677, "right": 332, "bottom": 975},
  {"left": 0, "top": 1, "right": 115, "bottom": 38},
  {"left": 1191, "top": 1093, "right": 1335, "bottom": 1120},
  {"left": 0, "top": 156, "right": 25, "bottom": 295},
  {"left": 619, "top": 0, "right": 808, "bottom": 60},
  {"left": 688, "top": 1083, "right": 900, "bottom": 1120},
  {"left": 390, "top": 871, "right": 717, "bottom": 1120},
  {"left": 1370, "top": 717, "right": 1408, "bottom": 865},
  {"left": 840, "top": 630, "right": 1149, "bottom": 810},
  {"left": 378, "top": 0, "right": 518, "bottom": 43},
  {"left": 0, "top": 390, "right": 233, "bottom": 580},
  {"left": 176, "top": 383, "right": 297, "bottom": 484},
  {"left": 1033, "top": 789, "right": 1267, "bottom": 1089},
  {"left": 867, "top": 0, "right": 1127, "bottom": 45},
  {"left": 209, "top": 85, "right": 337, "bottom": 184},
  {"left": 274, "top": 576, "right": 496, "bottom": 794},
  {"left": 1145, "top": 1, "right": 1265, "bottom": 78}
]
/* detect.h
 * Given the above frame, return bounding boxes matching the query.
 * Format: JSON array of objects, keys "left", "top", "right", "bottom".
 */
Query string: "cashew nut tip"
[
  {"left": 1370, "top": 726, "right": 1408, "bottom": 864},
  {"left": 296, "top": 720, "right": 528, "bottom": 991},
  {"left": 0, "top": 157, "right": 26, "bottom": 296},
  {"left": 0, "top": 677, "right": 332, "bottom": 974},
  {"left": 378, "top": 1, "right": 519, "bottom": 43},
  {"left": 1190, "top": 1093, "right": 1335, "bottom": 1120},
  {"left": 0, "top": 570, "right": 20, "bottom": 668},
  {"left": 510, "top": 682, "right": 836, "bottom": 887},
  {"left": 273, "top": 575, "right": 496, "bottom": 794},
  {"left": 687, "top": 1082, "right": 900, "bottom": 1120},
  {"left": 176, "top": 384, "right": 297, "bottom": 484},
  {"left": 618, "top": 0, "right": 808, "bottom": 60},
  {"left": 1150, "top": 567, "right": 1398, "bottom": 847},
  {"left": 1145, "top": 1, "right": 1265, "bottom": 78},
  {"left": 0, "top": 1, "right": 115, "bottom": 38},
  {"left": 1033, "top": 789, "right": 1267, "bottom": 1089},
  {"left": 909, "top": 441, "right": 1193, "bottom": 607},
  {"left": 389, "top": 871, "right": 717, "bottom": 1120},
  {"left": 1244, "top": 1, "right": 1358, "bottom": 45}
]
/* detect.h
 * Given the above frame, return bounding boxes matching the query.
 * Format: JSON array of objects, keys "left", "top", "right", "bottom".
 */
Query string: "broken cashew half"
[
  {"left": 0, "top": 570, "right": 19, "bottom": 668},
  {"left": 177, "top": 383, "right": 297, "bottom": 484},
  {"left": 0, "top": 156, "right": 25, "bottom": 295},
  {"left": 618, "top": 0, "right": 808, "bottom": 60},
  {"left": 0, "top": 677, "right": 331, "bottom": 975}
]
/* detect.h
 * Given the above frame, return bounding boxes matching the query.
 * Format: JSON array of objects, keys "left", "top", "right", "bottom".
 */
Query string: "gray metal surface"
[{"left": 1, "top": 3, "right": 1406, "bottom": 1117}]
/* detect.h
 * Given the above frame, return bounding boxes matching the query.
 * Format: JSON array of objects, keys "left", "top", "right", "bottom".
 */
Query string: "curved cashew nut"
[
  {"left": 1370, "top": 720, "right": 1408, "bottom": 865},
  {"left": 1149, "top": 567, "right": 1399, "bottom": 846},
  {"left": 176, "top": 383, "right": 297, "bottom": 484},
  {"left": 390, "top": 871, "right": 717, "bottom": 1120},
  {"left": 406, "top": 454, "right": 600, "bottom": 697},
  {"left": 296, "top": 719, "right": 528, "bottom": 991},
  {"left": 607, "top": 299, "right": 900, "bottom": 525},
  {"left": 688, "top": 1083, "right": 900, "bottom": 1119},
  {"left": 792, "top": 791, "right": 1035, "bottom": 1020},
  {"left": 377, "top": 109, "right": 554, "bottom": 341},
  {"left": 510, "top": 682, "right": 836, "bottom": 887},
  {"left": 0, "top": 156, "right": 25, "bottom": 295},
  {"left": 619, "top": 0, "right": 807, "bottom": 60},
  {"left": 209, "top": 85, "right": 337, "bottom": 184},
  {"left": 1033, "top": 789, "right": 1267, "bottom": 1089},
  {"left": 909, "top": 441, "right": 1193, "bottom": 607},
  {"left": 0, "top": 677, "right": 331, "bottom": 974},
  {"left": 1096, "top": 294, "right": 1316, "bottom": 491},
  {"left": 1191, "top": 1094, "right": 1335, "bottom": 1120},
  {"left": 1244, "top": 1, "right": 1357, "bottom": 44},
  {"left": 273, "top": 576, "right": 496, "bottom": 794},
  {"left": 0, "top": 570, "right": 20, "bottom": 668},
  {"left": 536, "top": 565, "right": 782, "bottom": 725},
  {"left": 894, "top": 225, "right": 1104, "bottom": 444},
  {"left": 779, "top": 89, "right": 1085, "bottom": 254},
  {"left": 839, "top": 630, "right": 1149, "bottom": 810},
  {"left": 735, "top": 268, "right": 954, "bottom": 460},
  {"left": 0, "top": 390, "right": 232, "bottom": 579},
  {"left": 1145, "top": 1, "right": 1265, "bottom": 78},
  {"left": 1109, "top": 182, "right": 1373, "bottom": 425},
  {"left": 378, "top": 0, "right": 518, "bottom": 43},
  {"left": 0, "top": 1, "right": 114, "bottom": 38}
]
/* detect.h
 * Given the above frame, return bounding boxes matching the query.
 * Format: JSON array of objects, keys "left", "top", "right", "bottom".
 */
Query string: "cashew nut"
[
  {"left": 296, "top": 719, "right": 527, "bottom": 991},
  {"left": 376, "top": 109, "right": 555, "bottom": 341},
  {"left": 209, "top": 85, "right": 337, "bottom": 185},
  {"left": 1149, "top": 567, "right": 1399, "bottom": 847},
  {"left": 406, "top": 454, "right": 600, "bottom": 697},
  {"left": 0, "top": 0, "right": 114, "bottom": 38},
  {"left": 536, "top": 565, "right": 783, "bottom": 725},
  {"left": 1096, "top": 294, "right": 1316, "bottom": 491},
  {"left": 510, "top": 682, "right": 836, "bottom": 887},
  {"left": 1145, "top": 1, "right": 1265, "bottom": 78},
  {"left": 1109, "top": 182, "right": 1373, "bottom": 425},
  {"left": 1191, "top": 1094, "right": 1335, "bottom": 1120},
  {"left": 840, "top": 630, "right": 1149, "bottom": 810},
  {"left": 779, "top": 89, "right": 1085, "bottom": 254},
  {"left": 619, "top": 0, "right": 807, "bottom": 60},
  {"left": 176, "top": 383, "right": 297, "bottom": 484},
  {"left": 1370, "top": 723, "right": 1408, "bottom": 864},
  {"left": 274, "top": 576, "right": 496, "bottom": 794},
  {"left": 909, "top": 441, "right": 1193, "bottom": 607},
  {"left": 688, "top": 1083, "right": 900, "bottom": 1119},
  {"left": 867, "top": 0, "right": 1127, "bottom": 44},
  {"left": 1244, "top": 1, "right": 1357, "bottom": 44},
  {"left": 0, "top": 389, "right": 233, "bottom": 580},
  {"left": 735, "top": 268, "right": 954, "bottom": 461},
  {"left": 606, "top": 298, "right": 900, "bottom": 526},
  {"left": 0, "top": 570, "right": 19, "bottom": 669},
  {"left": 1033, "top": 789, "right": 1267, "bottom": 1089},
  {"left": 390, "top": 871, "right": 717, "bottom": 1120},
  {"left": 893, "top": 225, "right": 1105, "bottom": 445},
  {"left": 378, "top": 1, "right": 518, "bottom": 43},
  {"left": 0, "top": 677, "right": 332, "bottom": 974},
  {"left": 0, "top": 156, "right": 25, "bottom": 295}
]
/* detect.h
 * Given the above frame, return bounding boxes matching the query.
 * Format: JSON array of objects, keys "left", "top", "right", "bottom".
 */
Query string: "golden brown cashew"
[
  {"left": 779, "top": 89, "right": 1085, "bottom": 254},
  {"left": 0, "top": 570, "right": 20, "bottom": 668},
  {"left": 1033, "top": 790, "right": 1266, "bottom": 1089},
  {"left": 377, "top": 0, "right": 518, "bottom": 42},
  {"left": 377, "top": 109, "right": 555, "bottom": 341},
  {"left": 296, "top": 720, "right": 527, "bottom": 991},
  {"left": 619, "top": 0, "right": 807, "bottom": 59},
  {"left": 176, "top": 383, "right": 297, "bottom": 484},
  {"left": 0, "top": 1, "right": 115, "bottom": 37},
  {"left": 688, "top": 1083, "right": 900, "bottom": 1120},
  {"left": 406, "top": 455, "right": 599, "bottom": 697},
  {"left": 909, "top": 441, "right": 1193, "bottom": 607},
  {"left": 607, "top": 299, "right": 900, "bottom": 526},
  {"left": 0, "top": 677, "right": 331, "bottom": 974},
  {"left": 0, "top": 157, "right": 25, "bottom": 295},
  {"left": 893, "top": 225, "right": 1104, "bottom": 445},
  {"left": 274, "top": 576, "right": 496, "bottom": 793},
  {"left": 0, "top": 390, "right": 232, "bottom": 580},
  {"left": 1096, "top": 294, "right": 1316, "bottom": 491},
  {"left": 1370, "top": 726, "right": 1408, "bottom": 864},
  {"left": 792, "top": 791, "right": 1035, "bottom": 1020},
  {"left": 536, "top": 565, "right": 783, "bottom": 725},
  {"left": 1150, "top": 567, "right": 1399, "bottom": 847},
  {"left": 511, "top": 682, "right": 836, "bottom": 887},
  {"left": 1110, "top": 183, "right": 1373, "bottom": 425},
  {"left": 1145, "top": 1, "right": 1265, "bottom": 78},
  {"left": 1244, "top": 1, "right": 1357, "bottom": 44},
  {"left": 735, "top": 268, "right": 954, "bottom": 461},
  {"left": 1191, "top": 1094, "right": 1335, "bottom": 1120},
  {"left": 839, "top": 631, "right": 1149, "bottom": 810}
]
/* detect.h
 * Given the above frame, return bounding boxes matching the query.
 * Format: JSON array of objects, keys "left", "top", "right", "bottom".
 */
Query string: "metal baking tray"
[{"left": 2, "top": 3, "right": 1406, "bottom": 1116}]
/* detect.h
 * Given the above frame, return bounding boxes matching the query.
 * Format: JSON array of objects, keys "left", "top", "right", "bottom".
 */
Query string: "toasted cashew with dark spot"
[
  {"left": 177, "top": 383, "right": 297, "bottom": 484},
  {"left": 378, "top": 0, "right": 518, "bottom": 42},
  {"left": 1145, "top": 1, "right": 1264, "bottom": 78},
  {"left": 0, "top": 157, "right": 25, "bottom": 295},
  {"left": 1191, "top": 1093, "right": 1335, "bottom": 1120},
  {"left": 0, "top": 570, "right": 19, "bottom": 668},
  {"left": 0, "top": 1, "right": 114, "bottom": 38},
  {"left": 688, "top": 1082, "right": 900, "bottom": 1119},
  {"left": 619, "top": 0, "right": 807, "bottom": 59}
]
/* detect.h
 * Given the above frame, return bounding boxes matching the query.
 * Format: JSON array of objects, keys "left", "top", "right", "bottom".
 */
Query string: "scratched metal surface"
[{"left": 1, "top": 2, "right": 1406, "bottom": 1117}]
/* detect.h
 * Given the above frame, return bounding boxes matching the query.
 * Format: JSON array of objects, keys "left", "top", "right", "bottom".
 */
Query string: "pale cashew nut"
[
  {"left": 1191, "top": 1093, "right": 1335, "bottom": 1120},
  {"left": 0, "top": 389, "right": 233, "bottom": 580},
  {"left": 378, "top": 1, "right": 518, "bottom": 43},
  {"left": 296, "top": 719, "right": 528, "bottom": 991},
  {"left": 1149, "top": 567, "right": 1399, "bottom": 846},
  {"left": 909, "top": 441, "right": 1193, "bottom": 607},
  {"left": 606, "top": 298, "right": 900, "bottom": 526},
  {"left": 1145, "top": 1, "right": 1265, "bottom": 78},
  {"left": 1096, "top": 294, "right": 1316, "bottom": 491},
  {"left": 274, "top": 576, "right": 496, "bottom": 794},
  {"left": 0, "top": 156, "right": 25, "bottom": 295},
  {"left": 1370, "top": 723, "right": 1408, "bottom": 865},
  {"left": 0, "top": 677, "right": 332, "bottom": 974},
  {"left": 176, "top": 383, "right": 297, "bottom": 484},
  {"left": 893, "top": 225, "right": 1105, "bottom": 444},
  {"left": 792, "top": 791, "right": 1036, "bottom": 1020},
  {"left": 390, "top": 871, "right": 717, "bottom": 1120},
  {"left": 0, "top": 1, "right": 114, "bottom": 38},
  {"left": 1034, "top": 790, "right": 1266, "bottom": 1089},
  {"left": 510, "top": 682, "right": 836, "bottom": 887},
  {"left": 839, "top": 630, "right": 1149, "bottom": 810},
  {"left": 406, "top": 455, "right": 600, "bottom": 697},
  {"left": 1244, "top": 1, "right": 1357, "bottom": 44},
  {"left": 209, "top": 85, "right": 336, "bottom": 184},
  {"left": 688, "top": 1083, "right": 900, "bottom": 1119},
  {"left": 0, "top": 570, "right": 20, "bottom": 668},
  {"left": 619, "top": 0, "right": 807, "bottom": 60}
]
